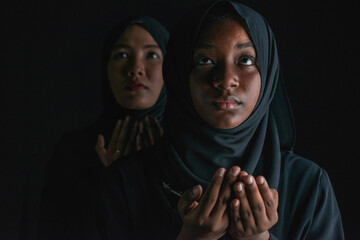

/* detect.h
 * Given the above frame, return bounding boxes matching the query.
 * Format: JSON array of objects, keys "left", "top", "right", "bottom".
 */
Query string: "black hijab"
[
  {"left": 99, "top": 16, "right": 168, "bottom": 135},
  {"left": 162, "top": 0, "right": 295, "bottom": 188}
]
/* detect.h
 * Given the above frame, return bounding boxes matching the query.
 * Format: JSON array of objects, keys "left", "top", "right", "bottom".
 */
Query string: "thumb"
[
  {"left": 95, "top": 135, "right": 105, "bottom": 152},
  {"left": 95, "top": 135, "right": 108, "bottom": 165},
  {"left": 177, "top": 185, "right": 202, "bottom": 219}
]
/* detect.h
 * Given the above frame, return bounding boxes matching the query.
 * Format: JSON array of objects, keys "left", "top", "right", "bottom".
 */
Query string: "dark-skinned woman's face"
[
  {"left": 190, "top": 20, "right": 261, "bottom": 129},
  {"left": 107, "top": 25, "right": 164, "bottom": 110}
]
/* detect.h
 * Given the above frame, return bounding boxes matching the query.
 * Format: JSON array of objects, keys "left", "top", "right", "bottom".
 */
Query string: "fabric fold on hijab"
[
  {"left": 162, "top": 0, "right": 295, "bottom": 189},
  {"left": 98, "top": 16, "right": 169, "bottom": 136}
]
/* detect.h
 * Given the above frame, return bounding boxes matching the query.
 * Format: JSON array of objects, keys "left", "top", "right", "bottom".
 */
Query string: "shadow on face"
[
  {"left": 190, "top": 19, "right": 261, "bottom": 129},
  {"left": 107, "top": 24, "right": 164, "bottom": 110}
]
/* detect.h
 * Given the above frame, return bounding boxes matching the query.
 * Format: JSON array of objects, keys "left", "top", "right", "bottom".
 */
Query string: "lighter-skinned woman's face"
[
  {"left": 190, "top": 19, "right": 261, "bottom": 129},
  {"left": 107, "top": 24, "right": 164, "bottom": 109}
]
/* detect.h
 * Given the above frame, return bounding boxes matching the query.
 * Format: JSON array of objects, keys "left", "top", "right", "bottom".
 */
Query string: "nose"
[
  {"left": 127, "top": 57, "right": 145, "bottom": 78},
  {"left": 212, "top": 63, "right": 239, "bottom": 90}
]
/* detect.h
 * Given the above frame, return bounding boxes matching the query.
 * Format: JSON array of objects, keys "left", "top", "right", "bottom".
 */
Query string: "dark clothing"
[
  {"left": 38, "top": 16, "right": 168, "bottom": 239},
  {"left": 94, "top": 140, "right": 344, "bottom": 239},
  {"left": 39, "top": 125, "right": 104, "bottom": 240},
  {"left": 93, "top": 1, "right": 344, "bottom": 239}
]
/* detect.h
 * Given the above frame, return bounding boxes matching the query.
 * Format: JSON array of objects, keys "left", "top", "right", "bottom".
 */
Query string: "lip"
[
  {"left": 125, "top": 82, "right": 147, "bottom": 91},
  {"left": 213, "top": 96, "right": 241, "bottom": 110}
]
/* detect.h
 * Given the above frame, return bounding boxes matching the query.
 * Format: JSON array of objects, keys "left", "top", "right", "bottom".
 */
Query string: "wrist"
[
  {"left": 177, "top": 229, "right": 219, "bottom": 240},
  {"left": 231, "top": 231, "right": 270, "bottom": 240}
]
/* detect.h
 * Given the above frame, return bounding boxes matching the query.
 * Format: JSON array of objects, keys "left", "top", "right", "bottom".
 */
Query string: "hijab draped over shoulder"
[{"left": 162, "top": 0, "right": 295, "bottom": 188}]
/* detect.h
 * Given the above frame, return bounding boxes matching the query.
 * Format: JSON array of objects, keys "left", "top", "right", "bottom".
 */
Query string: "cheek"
[
  {"left": 107, "top": 62, "right": 126, "bottom": 81},
  {"left": 146, "top": 62, "right": 164, "bottom": 91},
  {"left": 246, "top": 73, "right": 261, "bottom": 108},
  {"left": 189, "top": 74, "right": 212, "bottom": 114},
  {"left": 107, "top": 66, "right": 118, "bottom": 90},
  {"left": 147, "top": 61, "right": 163, "bottom": 78},
  {"left": 107, "top": 63, "right": 127, "bottom": 101}
]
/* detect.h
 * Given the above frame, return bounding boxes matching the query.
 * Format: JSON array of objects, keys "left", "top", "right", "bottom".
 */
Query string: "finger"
[
  {"left": 177, "top": 185, "right": 202, "bottom": 220},
  {"left": 124, "top": 121, "right": 139, "bottom": 156},
  {"left": 213, "top": 166, "right": 240, "bottom": 217},
  {"left": 136, "top": 122, "right": 144, "bottom": 151},
  {"left": 243, "top": 175, "right": 266, "bottom": 227},
  {"left": 234, "top": 180, "right": 255, "bottom": 231},
  {"left": 95, "top": 135, "right": 109, "bottom": 166},
  {"left": 95, "top": 134, "right": 105, "bottom": 152},
  {"left": 148, "top": 116, "right": 163, "bottom": 140},
  {"left": 198, "top": 168, "right": 226, "bottom": 217},
  {"left": 116, "top": 116, "right": 131, "bottom": 155},
  {"left": 230, "top": 198, "right": 244, "bottom": 232},
  {"left": 238, "top": 170, "right": 248, "bottom": 181},
  {"left": 145, "top": 116, "right": 156, "bottom": 145},
  {"left": 141, "top": 120, "right": 151, "bottom": 148},
  {"left": 152, "top": 117, "right": 164, "bottom": 138},
  {"left": 256, "top": 176, "right": 278, "bottom": 223},
  {"left": 107, "top": 120, "right": 122, "bottom": 153}
]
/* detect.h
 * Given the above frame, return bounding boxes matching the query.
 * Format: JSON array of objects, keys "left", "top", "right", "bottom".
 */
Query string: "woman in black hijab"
[
  {"left": 95, "top": 16, "right": 168, "bottom": 166},
  {"left": 39, "top": 16, "right": 168, "bottom": 239},
  {"left": 94, "top": 1, "right": 344, "bottom": 239}
]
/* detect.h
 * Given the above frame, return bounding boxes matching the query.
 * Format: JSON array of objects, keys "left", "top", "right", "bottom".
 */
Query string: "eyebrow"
[
  {"left": 195, "top": 41, "right": 254, "bottom": 50},
  {"left": 235, "top": 42, "right": 254, "bottom": 49},
  {"left": 112, "top": 43, "right": 160, "bottom": 50}
]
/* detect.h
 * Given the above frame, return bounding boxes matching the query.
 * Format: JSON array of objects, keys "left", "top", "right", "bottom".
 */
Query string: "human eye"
[
  {"left": 113, "top": 52, "right": 128, "bottom": 60},
  {"left": 193, "top": 56, "right": 214, "bottom": 66},
  {"left": 147, "top": 52, "right": 160, "bottom": 59},
  {"left": 238, "top": 55, "right": 256, "bottom": 66}
]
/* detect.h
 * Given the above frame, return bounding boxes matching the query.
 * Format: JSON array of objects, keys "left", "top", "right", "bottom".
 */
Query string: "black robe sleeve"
[
  {"left": 39, "top": 129, "right": 105, "bottom": 240},
  {"left": 92, "top": 162, "right": 132, "bottom": 240},
  {"left": 305, "top": 170, "right": 344, "bottom": 239},
  {"left": 271, "top": 152, "right": 344, "bottom": 239}
]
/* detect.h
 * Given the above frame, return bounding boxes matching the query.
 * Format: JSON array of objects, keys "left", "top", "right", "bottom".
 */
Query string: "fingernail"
[
  {"left": 231, "top": 166, "right": 240, "bottom": 176},
  {"left": 218, "top": 168, "right": 225, "bottom": 177},
  {"left": 235, "top": 183, "right": 243, "bottom": 192},
  {"left": 192, "top": 186, "right": 199, "bottom": 196},
  {"left": 240, "top": 171, "right": 248, "bottom": 177},
  {"left": 233, "top": 200, "right": 239, "bottom": 207},
  {"left": 258, "top": 176, "right": 265, "bottom": 185},
  {"left": 246, "top": 176, "right": 254, "bottom": 185},
  {"left": 116, "top": 120, "right": 121, "bottom": 127}
]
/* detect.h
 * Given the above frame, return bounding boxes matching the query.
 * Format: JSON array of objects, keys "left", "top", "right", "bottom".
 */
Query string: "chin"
[
  {"left": 206, "top": 116, "right": 241, "bottom": 129},
  {"left": 118, "top": 97, "right": 156, "bottom": 110}
]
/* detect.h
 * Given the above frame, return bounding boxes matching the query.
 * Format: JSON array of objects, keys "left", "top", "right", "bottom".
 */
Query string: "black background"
[{"left": 1, "top": 0, "right": 358, "bottom": 239}]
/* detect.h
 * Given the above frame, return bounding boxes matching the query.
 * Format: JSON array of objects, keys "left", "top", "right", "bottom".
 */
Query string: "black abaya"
[
  {"left": 38, "top": 16, "right": 168, "bottom": 240},
  {"left": 94, "top": 139, "right": 344, "bottom": 239}
]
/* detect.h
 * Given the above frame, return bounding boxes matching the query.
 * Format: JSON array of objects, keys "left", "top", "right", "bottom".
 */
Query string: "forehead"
[
  {"left": 196, "top": 20, "right": 251, "bottom": 46},
  {"left": 115, "top": 24, "right": 157, "bottom": 45}
]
